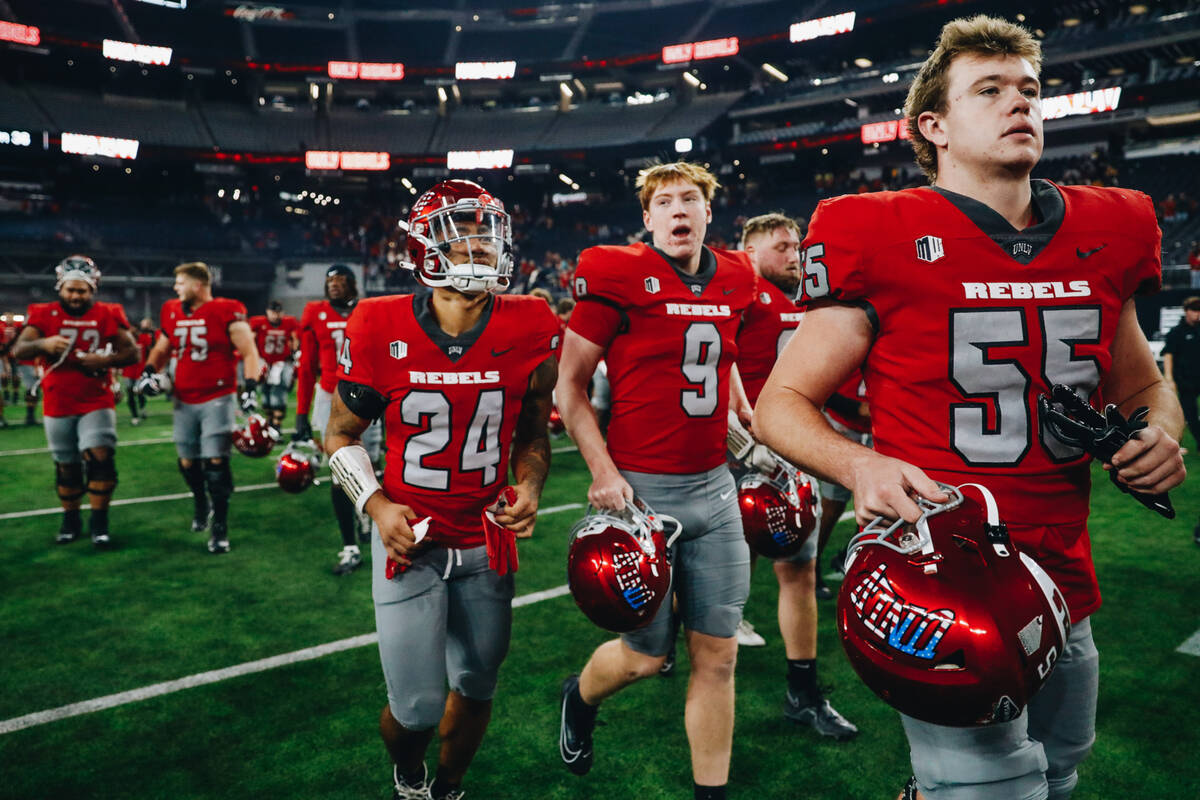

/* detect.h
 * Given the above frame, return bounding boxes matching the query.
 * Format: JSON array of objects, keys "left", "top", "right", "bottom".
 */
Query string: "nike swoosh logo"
[
  {"left": 719, "top": 488, "right": 734, "bottom": 500},
  {"left": 560, "top": 700, "right": 582, "bottom": 760},
  {"left": 491, "top": 346, "right": 514, "bottom": 357},
  {"left": 723, "top": 287, "right": 736, "bottom": 295},
  {"left": 1076, "top": 245, "right": 1107, "bottom": 259}
]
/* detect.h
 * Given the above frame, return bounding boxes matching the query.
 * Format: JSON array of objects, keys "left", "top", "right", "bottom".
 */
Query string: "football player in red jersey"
[
  {"left": 734, "top": 213, "right": 858, "bottom": 741},
  {"left": 756, "top": 16, "right": 1185, "bottom": 800},
  {"left": 11, "top": 256, "right": 137, "bottom": 547},
  {"left": 0, "top": 313, "right": 15, "bottom": 427},
  {"left": 250, "top": 300, "right": 300, "bottom": 430},
  {"left": 556, "top": 162, "right": 756, "bottom": 800},
  {"left": 140, "top": 262, "right": 262, "bottom": 554},
  {"left": 325, "top": 180, "right": 557, "bottom": 800},
  {"left": 295, "top": 264, "right": 384, "bottom": 575}
]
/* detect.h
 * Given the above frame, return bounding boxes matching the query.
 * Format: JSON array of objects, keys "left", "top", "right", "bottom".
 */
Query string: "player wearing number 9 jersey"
[
  {"left": 556, "top": 162, "right": 756, "bottom": 799},
  {"left": 756, "top": 16, "right": 1184, "bottom": 800},
  {"left": 144, "top": 262, "right": 261, "bottom": 554}
]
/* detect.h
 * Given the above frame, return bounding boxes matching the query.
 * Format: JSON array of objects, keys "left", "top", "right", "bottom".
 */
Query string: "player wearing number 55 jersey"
[
  {"left": 325, "top": 180, "right": 557, "bottom": 800},
  {"left": 756, "top": 16, "right": 1184, "bottom": 800},
  {"left": 13, "top": 255, "right": 137, "bottom": 548},
  {"left": 249, "top": 300, "right": 299, "bottom": 430},
  {"left": 556, "top": 162, "right": 756, "bottom": 800},
  {"left": 142, "top": 262, "right": 262, "bottom": 554}
]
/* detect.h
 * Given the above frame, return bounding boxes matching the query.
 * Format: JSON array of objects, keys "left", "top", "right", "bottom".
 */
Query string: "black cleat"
[
  {"left": 55, "top": 527, "right": 81, "bottom": 545},
  {"left": 191, "top": 507, "right": 213, "bottom": 533},
  {"left": 333, "top": 545, "right": 363, "bottom": 575},
  {"left": 391, "top": 763, "right": 431, "bottom": 800},
  {"left": 784, "top": 690, "right": 859, "bottom": 741},
  {"left": 830, "top": 546, "right": 848, "bottom": 575},
  {"left": 901, "top": 776, "right": 919, "bottom": 800},
  {"left": 814, "top": 572, "right": 834, "bottom": 601},
  {"left": 659, "top": 647, "right": 676, "bottom": 677},
  {"left": 207, "top": 523, "right": 230, "bottom": 554},
  {"left": 91, "top": 531, "right": 112, "bottom": 549},
  {"left": 559, "top": 675, "right": 595, "bottom": 776},
  {"left": 1194, "top": 522, "right": 1200, "bottom": 547}
]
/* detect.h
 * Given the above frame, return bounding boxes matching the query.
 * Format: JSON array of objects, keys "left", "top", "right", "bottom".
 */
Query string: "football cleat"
[
  {"left": 191, "top": 505, "right": 212, "bottom": 533},
  {"left": 1193, "top": 521, "right": 1200, "bottom": 547},
  {"left": 784, "top": 690, "right": 859, "bottom": 741},
  {"left": 91, "top": 531, "right": 112, "bottom": 549},
  {"left": 814, "top": 572, "right": 834, "bottom": 601},
  {"left": 559, "top": 674, "right": 595, "bottom": 776},
  {"left": 658, "top": 648, "right": 676, "bottom": 678},
  {"left": 838, "top": 483, "right": 1070, "bottom": 727},
  {"left": 55, "top": 527, "right": 81, "bottom": 544},
  {"left": 736, "top": 619, "right": 766, "bottom": 647},
  {"left": 207, "top": 524, "right": 230, "bottom": 554},
  {"left": 391, "top": 763, "right": 431, "bottom": 800},
  {"left": 333, "top": 545, "right": 363, "bottom": 576},
  {"left": 901, "top": 776, "right": 920, "bottom": 800}
]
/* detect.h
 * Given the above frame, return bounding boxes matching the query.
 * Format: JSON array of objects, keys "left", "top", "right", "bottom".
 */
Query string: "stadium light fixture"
[
  {"left": 675, "top": 138, "right": 693, "bottom": 154},
  {"left": 762, "top": 63, "right": 789, "bottom": 82},
  {"left": 558, "top": 173, "right": 574, "bottom": 185},
  {"left": 1129, "top": 4, "right": 1148, "bottom": 14},
  {"left": 682, "top": 71, "right": 701, "bottom": 88},
  {"left": 560, "top": 82, "right": 573, "bottom": 98},
  {"left": 1062, "top": 18, "right": 1081, "bottom": 27},
  {"left": 854, "top": 57, "right": 873, "bottom": 68},
  {"left": 310, "top": 83, "right": 320, "bottom": 100}
]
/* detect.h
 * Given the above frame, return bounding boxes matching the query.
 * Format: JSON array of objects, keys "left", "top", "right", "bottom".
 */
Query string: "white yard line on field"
[
  {"left": 1176, "top": 628, "right": 1200, "bottom": 657},
  {"left": 0, "top": 504, "right": 585, "bottom": 735}
]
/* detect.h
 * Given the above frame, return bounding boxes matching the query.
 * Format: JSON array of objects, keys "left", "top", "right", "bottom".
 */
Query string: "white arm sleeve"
[{"left": 328, "top": 444, "right": 382, "bottom": 515}]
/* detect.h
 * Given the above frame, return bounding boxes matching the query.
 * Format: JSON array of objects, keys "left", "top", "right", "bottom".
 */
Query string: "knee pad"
[
  {"left": 55, "top": 462, "right": 85, "bottom": 501},
  {"left": 84, "top": 452, "right": 118, "bottom": 495},
  {"left": 203, "top": 458, "right": 234, "bottom": 500},
  {"left": 903, "top": 714, "right": 1049, "bottom": 800}
]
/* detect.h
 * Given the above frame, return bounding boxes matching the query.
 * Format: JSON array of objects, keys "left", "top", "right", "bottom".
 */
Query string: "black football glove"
[
  {"left": 1038, "top": 383, "right": 1175, "bottom": 519},
  {"left": 239, "top": 377, "right": 259, "bottom": 413},
  {"left": 293, "top": 412, "right": 313, "bottom": 443}
]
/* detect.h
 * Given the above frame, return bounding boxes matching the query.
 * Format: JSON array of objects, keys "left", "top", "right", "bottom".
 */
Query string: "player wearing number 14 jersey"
[
  {"left": 324, "top": 180, "right": 557, "bottom": 800},
  {"left": 142, "top": 262, "right": 262, "bottom": 554},
  {"left": 756, "top": 16, "right": 1184, "bottom": 800}
]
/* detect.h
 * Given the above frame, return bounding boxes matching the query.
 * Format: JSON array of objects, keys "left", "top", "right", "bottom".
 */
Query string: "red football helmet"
[
  {"left": 402, "top": 179, "right": 513, "bottom": 294},
  {"left": 232, "top": 413, "right": 279, "bottom": 458},
  {"left": 567, "top": 498, "right": 682, "bottom": 633},
  {"left": 275, "top": 440, "right": 321, "bottom": 493},
  {"left": 548, "top": 405, "right": 566, "bottom": 435},
  {"left": 837, "top": 483, "right": 1071, "bottom": 727},
  {"left": 737, "top": 456, "right": 819, "bottom": 559}
]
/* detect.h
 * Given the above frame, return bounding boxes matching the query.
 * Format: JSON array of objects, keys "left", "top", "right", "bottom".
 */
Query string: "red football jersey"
[
  {"left": 297, "top": 300, "right": 354, "bottom": 414},
  {"left": 24, "top": 301, "right": 125, "bottom": 417},
  {"left": 338, "top": 293, "right": 559, "bottom": 547},
  {"left": 251, "top": 314, "right": 299, "bottom": 365},
  {"left": 569, "top": 243, "right": 757, "bottom": 474},
  {"left": 123, "top": 330, "right": 155, "bottom": 380},
  {"left": 803, "top": 181, "right": 1161, "bottom": 620},
  {"left": 159, "top": 297, "right": 247, "bottom": 404},
  {"left": 737, "top": 273, "right": 804, "bottom": 406}
]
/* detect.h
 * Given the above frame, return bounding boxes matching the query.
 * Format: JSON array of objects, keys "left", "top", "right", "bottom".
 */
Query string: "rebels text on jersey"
[
  {"left": 737, "top": 275, "right": 804, "bottom": 406},
  {"left": 570, "top": 243, "right": 757, "bottom": 473},
  {"left": 337, "top": 294, "right": 559, "bottom": 547},
  {"left": 24, "top": 301, "right": 127, "bottom": 417},
  {"left": 803, "top": 181, "right": 1161, "bottom": 619},
  {"left": 250, "top": 314, "right": 299, "bottom": 364},
  {"left": 297, "top": 300, "right": 352, "bottom": 414},
  {"left": 160, "top": 297, "right": 248, "bottom": 404}
]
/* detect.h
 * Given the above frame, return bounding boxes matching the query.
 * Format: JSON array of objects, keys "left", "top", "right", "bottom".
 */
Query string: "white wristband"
[
  {"left": 328, "top": 444, "right": 382, "bottom": 515},
  {"left": 726, "top": 409, "right": 754, "bottom": 461}
]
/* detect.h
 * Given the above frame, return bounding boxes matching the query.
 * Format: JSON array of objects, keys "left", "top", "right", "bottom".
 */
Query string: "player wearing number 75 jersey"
[
  {"left": 142, "top": 262, "right": 261, "bottom": 554},
  {"left": 556, "top": 162, "right": 756, "bottom": 800},
  {"left": 755, "top": 16, "right": 1185, "bottom": 800},
  {"left": 324, "top": 179, "right": 558, "bottom": 800}
]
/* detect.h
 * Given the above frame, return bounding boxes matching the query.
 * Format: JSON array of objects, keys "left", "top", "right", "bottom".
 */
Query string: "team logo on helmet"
[{"left": 848, "top": 564, "right": 955, "bottom": 661}]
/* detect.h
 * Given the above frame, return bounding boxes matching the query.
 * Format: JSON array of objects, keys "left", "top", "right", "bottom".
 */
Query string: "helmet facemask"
[{"left": 407, "top": 197, "right": 513, "bottom": 294}]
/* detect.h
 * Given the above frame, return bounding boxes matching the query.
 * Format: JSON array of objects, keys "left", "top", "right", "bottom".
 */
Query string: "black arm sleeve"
[{"left": 337, "top": 380, "right": 387, "bottom": 421}]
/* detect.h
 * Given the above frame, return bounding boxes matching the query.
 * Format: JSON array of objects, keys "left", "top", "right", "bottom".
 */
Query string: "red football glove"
[
  {"left": 482, "top": 485, "right": 519, "bottom": 576},
  {"left": 385, "top": 516, "right": 431, "bottom": 580}
]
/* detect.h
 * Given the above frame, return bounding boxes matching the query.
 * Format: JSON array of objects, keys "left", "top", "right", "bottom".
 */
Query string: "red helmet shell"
[
  {"left": 567, "top": 513, "right": 671, "bottom": 633},
  {"left": 233, "top": 414, "right": 279, "bottom": 458},
  {"left": 275, "top": 442, "right": 320, "bottom": 493},
  {"left": 737, "top": 472, "right": 817, "bottom": 559},
  {"left": 837, "top": 486, "right": 1071, "bottom": 727}
]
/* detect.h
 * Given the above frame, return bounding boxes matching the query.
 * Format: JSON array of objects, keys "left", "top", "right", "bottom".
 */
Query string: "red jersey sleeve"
[
  {"left": 1121, "top": 189, "right": 1162, "bottom": 299},
  {"left": 337, "top": 300, "right": 377, "bottom": 390},
  {"left": 799, "top": 195, "right": 873, "bottom": 305},
  {"left": 567, "top": 247, "right": 627, "bottom": 348}
]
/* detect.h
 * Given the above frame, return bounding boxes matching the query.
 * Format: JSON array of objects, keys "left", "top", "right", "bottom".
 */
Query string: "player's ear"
[
  {"left": 642, "top": 207, "right": 652, "bottom": 232},
  {"left": 918, "top": 111, "right": 947, "bottom": 148},
  {"left": 705, "top": 202, "right": 713, "bottom": 224}
]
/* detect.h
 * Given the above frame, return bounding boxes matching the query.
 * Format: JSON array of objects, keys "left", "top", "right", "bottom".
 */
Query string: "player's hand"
[
  {"left": 76, "top": 352, "right": 109, "bottom": 373},
  {"left": 292, "top": 412, "right": 313, "bottom": 442},
  {"left": 588, "top": 468, "right": 634, "bottom": 511},
  {"left": 1105, "top": 424, "right": 1186, "bottom": 494},
  {"left": 848, "top": 453, "right": 948, "bottom": 527},
  {"left": 239, "top": 378, "right": 259, "bottom": 413},
  {"left": 43, "top": 335, "right": 71, "bottom": 356},
  {"left": 135, "top": 366, "right": 164, "bottom": 397},
  {"left": 490, "top": 481, "right": 539, "bottom": 538},
  {"left": 371, "top": 498, "right": 426, "bottom": 567}
]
